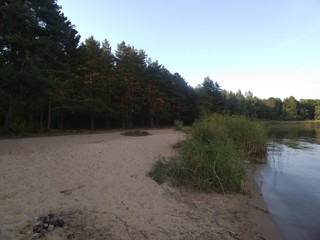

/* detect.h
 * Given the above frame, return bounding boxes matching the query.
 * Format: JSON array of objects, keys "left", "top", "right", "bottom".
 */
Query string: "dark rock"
[
  {"left": 43, "top": 216, "right": 49, "bottom": 224},
  {"left": 50, "top": 217, "right": 58, "bottom": 226},
  {"left": 32, "top": 232, "right": 41, "bottom": 239},
  {"left": 56, "top": 218, "right": 64, "bottom": 227},
  {"left": 32, "top": 213, "right": 65, "bottom": 236},
  {"left": 33, "top": 223, "right": 43, "bottom": 233},
  {"left": 43, "top": 223, "right": 49, "bottom": 230}
]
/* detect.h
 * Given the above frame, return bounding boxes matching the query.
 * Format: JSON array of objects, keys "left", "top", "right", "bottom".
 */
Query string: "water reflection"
[
  {"left": 256, "top": 123, "right": 320, "bottom": 240},
  {"left": 268, "top": 123, "right": 320, "bottom": 149}
]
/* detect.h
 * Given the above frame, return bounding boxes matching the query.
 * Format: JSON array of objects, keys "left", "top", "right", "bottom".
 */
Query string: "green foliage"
[
  {"left": 9, "top": 120, "right": 38, "bottom": 135},
  {"left": 283, "top": 96, "right": 300, "bottom": 120},
  {"left": 149, "top": 114, "right": 267, "bottom": 193},
  {"left": 9, "top": 121, "right": 27, "bottom": 135},
  {"left": 148, "top": 158, "right": 168, "bottom": 184},
  {"left": 1, "top": 1, "right": 319, "bottom": 133},
  {"left": 315, "top": 106, "right": 320, "bottom": 120},
  {"left": 193, "top": 114, "right": 267, "bottom": 161},
  {"left": 173, "top": 120, "right": 183, "bottom": 131},
  {"left": 197, "top": 77, "right": 224, "bottom": 113},
  {"left": 0, "top": 0, "right": 79, "bottom": 130},
  {"left": 171, "top": 139, "right": 186, "bottom": 149}
]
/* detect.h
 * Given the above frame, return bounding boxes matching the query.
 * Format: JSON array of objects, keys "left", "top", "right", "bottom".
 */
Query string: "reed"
[{"left": 149, "top": 114, "right": 267, "bottom": 193}]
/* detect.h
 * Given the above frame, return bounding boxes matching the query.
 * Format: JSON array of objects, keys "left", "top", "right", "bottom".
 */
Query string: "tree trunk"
[
  {"left": 90, "top": 111, "right": 94, "bottom": 130},
  {"left": 150, "top": 115, "right": 154, "bottom": 128},
  {"left": 121, "top": 114, "right": 126, "bottom": 129},
  {"left": 4, "top": 96, "right": 15, "bottom": 130},
  {"left": 105, "top": 117, "right": 109, "bottom": 129},
  {"left": 47, "top": 99, "right": 51, "bottom": 130},
  {"left": 59, "top": 112, "right": 63, "bottom": 130},
  {"left": 39, "top": 102, "right": 43, "bottom": 129}
]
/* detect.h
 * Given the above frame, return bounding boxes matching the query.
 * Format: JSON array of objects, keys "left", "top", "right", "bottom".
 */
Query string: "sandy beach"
[{"left": 0, "top": 129, "right": 283, "bottom": 240}]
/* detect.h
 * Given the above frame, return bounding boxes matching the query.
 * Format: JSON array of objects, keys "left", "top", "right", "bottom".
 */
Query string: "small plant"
[
  {"left": 173, "top": 120, "right": 183, "bottom": 131},
  {"left": 9, "top": 120, "right": 38, "bottom": 135},
  {"left": 122, "top": 130, "right": 151, "bottom": 136},
  {"left": 148, "top": 157, "right": 168, "bottom": 184}
]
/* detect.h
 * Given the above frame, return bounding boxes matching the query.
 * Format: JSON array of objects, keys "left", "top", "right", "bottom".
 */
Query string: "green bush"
[
  {"left": 173, "top": 120, "right": 183, "bottom": 131},
  {"left": 148, "top": 158, "right": 168, "bottom": 184},
  {"left": 9, "top": 120, "right": 39, "bottom": 135},
  {"left": 149, "top": 114, "right": 267, "bottom": 193}
]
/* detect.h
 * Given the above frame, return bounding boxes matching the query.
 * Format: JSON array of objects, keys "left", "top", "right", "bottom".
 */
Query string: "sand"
[{"left": 0, "top": 129, "right": 283, "bottom": 240}]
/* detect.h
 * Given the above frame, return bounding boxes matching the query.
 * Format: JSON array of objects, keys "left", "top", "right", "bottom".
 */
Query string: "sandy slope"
[{"left": 0, "top": 129, "right": 282, "bottom": 240}]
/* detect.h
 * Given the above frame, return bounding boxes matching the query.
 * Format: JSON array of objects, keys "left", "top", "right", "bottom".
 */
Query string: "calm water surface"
[{"left": 255, "top": 124, "right": 320, "bottom": 240}]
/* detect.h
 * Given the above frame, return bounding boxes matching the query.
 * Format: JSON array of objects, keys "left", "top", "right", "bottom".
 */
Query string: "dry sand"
[{"left": 0, "top": 129, "right": 283, "bottom": 240}]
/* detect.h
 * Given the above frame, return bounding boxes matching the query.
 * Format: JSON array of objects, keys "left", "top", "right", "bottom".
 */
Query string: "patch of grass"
[
  {"left": 122, "top": 130, "right": 151, "bottom": 136},
  {"left": 148, "top": 157, "right": 168, "bottom": 184},
  {"left": 171, "top": 140, "right": 186, "bottom": 149},
  {"left": 173, "top": 120, "right": 184, "bottom": 131},
  {"left": 149, "top": 114, "right": 267, "bottom": 193}
]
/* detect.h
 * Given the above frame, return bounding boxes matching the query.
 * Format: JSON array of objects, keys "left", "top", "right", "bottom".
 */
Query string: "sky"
[{"left": 57, "top": 0, "right": 320, "bottom": 100}]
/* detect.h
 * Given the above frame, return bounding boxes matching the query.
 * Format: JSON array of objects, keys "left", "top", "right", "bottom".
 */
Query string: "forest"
[{"left": 1, "top": 0, "right": 320, "bottom": 133}]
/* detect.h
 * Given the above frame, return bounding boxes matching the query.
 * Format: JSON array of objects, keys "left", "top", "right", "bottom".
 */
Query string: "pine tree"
[
  {"left": 115, "top": 42, "right": 146, "bottom": 128},
  {"left": 0, "top": 0, "right": 80, "bottom": 130}
]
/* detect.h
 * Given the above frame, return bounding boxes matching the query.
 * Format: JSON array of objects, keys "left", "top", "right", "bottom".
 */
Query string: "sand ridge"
[{"left": 0, "top": 129, "right": 282, "bottom": 239}]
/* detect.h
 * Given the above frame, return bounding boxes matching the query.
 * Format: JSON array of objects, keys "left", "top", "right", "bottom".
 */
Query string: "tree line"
[{"left": 1, "top": 0, "right": 319, "bottom": 133}]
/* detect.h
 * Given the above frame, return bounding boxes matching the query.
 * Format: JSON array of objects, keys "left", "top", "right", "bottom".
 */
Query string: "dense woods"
[{"left": 1, "top": 0, "right": 320, "bottom": 133}]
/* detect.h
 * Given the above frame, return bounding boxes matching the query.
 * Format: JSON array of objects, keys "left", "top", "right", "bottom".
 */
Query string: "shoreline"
[
  {"left": 0, "top": 129, "right": 284, "bottom": 239},
  {"left": 247, "top": 165, "right": 284, "bottom": 240}
]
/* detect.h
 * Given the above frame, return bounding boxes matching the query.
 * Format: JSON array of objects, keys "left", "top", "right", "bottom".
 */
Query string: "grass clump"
[
  {"left": 122, "top": 130, "right": 151, "bottom": 136},
  {"left": 173, "top": 120, "right": 184, "bottom": 131},
  {"left": 148, "top": 157, "right": 168, "bottom": 184},
  {"left": 149, "top": 114, "right": 267, "bottom": 193}
]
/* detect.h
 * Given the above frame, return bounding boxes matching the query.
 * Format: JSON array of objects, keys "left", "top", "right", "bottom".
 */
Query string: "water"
[{"left": 255, "top": 124, "right": 320, "bottom": 240}]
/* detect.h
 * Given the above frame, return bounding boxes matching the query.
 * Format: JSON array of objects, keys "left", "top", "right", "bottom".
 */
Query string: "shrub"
[
  {"left": 148, "top": 158, "right": 168, "bottom": 184},
  {"left": 9, "top": 120, "right": 38, "bottom": 135},
  {"left": 173, "top": 120, "right": 183, "bottom": 131}
]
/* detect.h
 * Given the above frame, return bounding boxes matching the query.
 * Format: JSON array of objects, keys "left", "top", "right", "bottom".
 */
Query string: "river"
[{"left": 255, "top": 123, "right": 320, "bottom": 240}]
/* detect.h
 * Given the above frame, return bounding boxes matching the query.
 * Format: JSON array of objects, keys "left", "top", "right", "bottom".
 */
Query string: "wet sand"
[{"left": 0, "top": 129, "right": 283, "bottom": 239}]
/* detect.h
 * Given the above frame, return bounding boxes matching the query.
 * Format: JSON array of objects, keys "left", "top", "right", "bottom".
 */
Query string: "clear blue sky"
[{"left": 57, "top": 0, "right": 320, "bottom": 100}]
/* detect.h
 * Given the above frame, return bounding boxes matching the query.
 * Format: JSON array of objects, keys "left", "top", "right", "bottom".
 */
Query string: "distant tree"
[
  {"left": 315, "top": 105, "right": 320, "bottom": 120},
  {"left": 145, "top": 61, "right": 171, "bottom": 127},
  {"left": 245, "top": 91, "right": 258, "bottom": 118},
  {"left": 169, "top": 73, "right": 193, "bottom": 122},
  {"left": 235, "top": 90, "right": 246, "bottom": 115},
  {"left": 299, "top": 99, "right": 317, "bottom": 120},
  {"left": 221, "top": 90, "right": 237, "bottom": 115},
  {"left": 74, "top": 37, "right": 109, "bottom": 129},
  {"left": 197, "top": 76, "right": 224, "bottom": 114},
  {"left": 115, "top": 41, "right": 147, "bottom": 128},
  {"left": 283, "top": 96, "right": 300, "bottom": 120},
  {"left": 100, "top": 39, "right": 116, "bottom": 127},
  {"left": 264, "top": 97, "right": 283, "bottom": 120}
]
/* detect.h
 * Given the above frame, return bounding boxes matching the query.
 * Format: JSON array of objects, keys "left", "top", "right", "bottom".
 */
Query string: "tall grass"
[
  {"left": 193, "top": 115, "right": 267, "bottom": 161},
  {"left": 149, "top": 114, "right": 267, "bottom": 193}
]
